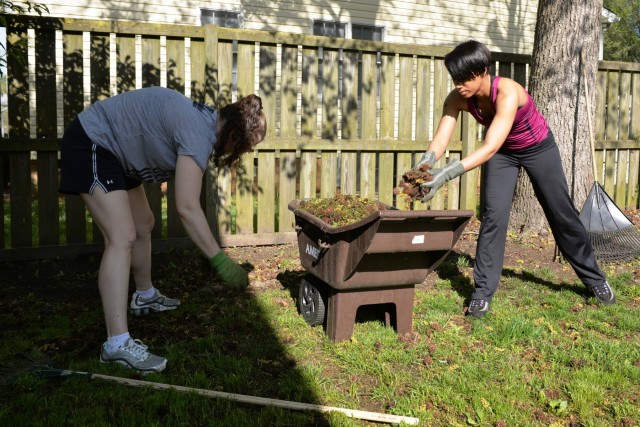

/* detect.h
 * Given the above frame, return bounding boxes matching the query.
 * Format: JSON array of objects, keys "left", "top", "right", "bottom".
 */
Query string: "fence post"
[
  {"left": 202, "top": 25, "right": 221, "bottom": 241},
  {"left": 7, "top": 16, "right": 32, "bottom": 248},
  {"left": 35, "top": 23, "right": 60, "bottom": 246},
  {"left": 460, "top": 112, "right": 478, "bottom": 212}
]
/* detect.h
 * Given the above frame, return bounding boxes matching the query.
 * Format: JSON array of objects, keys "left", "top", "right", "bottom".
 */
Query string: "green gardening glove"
[
  {"left": 421, "top": 160, "right": 465, "bottom": 202},
  {"left": 413, "top": 150, "right": 436, "bottom": 170},
  {"left": 209, "top": 251, "right": 249, "bottom": 290}
]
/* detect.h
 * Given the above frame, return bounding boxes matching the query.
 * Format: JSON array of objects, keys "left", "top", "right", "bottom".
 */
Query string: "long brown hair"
[{"left": 212, "top": 94, "right": 266, "bottom": 167}]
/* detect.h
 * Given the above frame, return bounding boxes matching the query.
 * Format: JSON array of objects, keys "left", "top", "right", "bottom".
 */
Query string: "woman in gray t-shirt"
[{"left": 59, "top": 87, "right": 266, "bottom": 373}]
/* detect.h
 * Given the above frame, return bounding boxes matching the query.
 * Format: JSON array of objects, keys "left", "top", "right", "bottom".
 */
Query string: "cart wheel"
[{"left": 299, "top": 278, "right": 326, "bottom": 326}]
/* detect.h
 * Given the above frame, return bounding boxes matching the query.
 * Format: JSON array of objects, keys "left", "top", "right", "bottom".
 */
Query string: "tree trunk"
[{"left": 509, "top": 0, "right": 602, "bottom": 234}]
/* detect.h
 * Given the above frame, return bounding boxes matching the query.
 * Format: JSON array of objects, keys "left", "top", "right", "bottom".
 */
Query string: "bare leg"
[
  {"left": 127, "top": 185, "right": 155, "bottom": 292},
  {"left": 81, "top": 189, "right": 135, "bottom": 337}
]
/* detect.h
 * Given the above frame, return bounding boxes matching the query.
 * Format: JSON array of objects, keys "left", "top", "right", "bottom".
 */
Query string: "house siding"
[{"left": 19, "top": 0, "right": 539, "bottom": 54}]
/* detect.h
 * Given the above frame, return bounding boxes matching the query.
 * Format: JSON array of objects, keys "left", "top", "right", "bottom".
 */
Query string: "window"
[
  {"left": 351, "top": 24, "right": 384, "bottom": 42},
  {"left": 200, "top": 10, "right": 243, "bottom": 101},
  {"left": 200, "top": 9, "right": 242, "bottom": 28},
  {"left": 311, "top": 20, "right": 386, "bottom": 140},
  {"left": 311, "top": 20, "right": 383, "bottom": 42},
  {"left": 313, "top": 20, "right": 346, "bottom": 38}
]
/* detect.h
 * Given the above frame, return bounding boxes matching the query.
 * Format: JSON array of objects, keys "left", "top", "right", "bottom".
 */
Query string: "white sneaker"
[
  {"left": 130, "top": 289, "right": 180, "bottom": 316},
  {"left": 100, "top": 338, "right": 167, "bottom": 373}
]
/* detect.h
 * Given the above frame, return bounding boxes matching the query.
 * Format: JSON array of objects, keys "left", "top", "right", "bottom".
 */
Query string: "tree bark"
[{"left": 509, "top": 0, "right": 602, "bottom": 234}]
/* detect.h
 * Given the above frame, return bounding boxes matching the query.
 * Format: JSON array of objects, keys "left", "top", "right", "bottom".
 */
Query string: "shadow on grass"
[
  {"left": 276, "top": 269, "right": 307, "bottom": 303},
  {"left": 432, "top": 250, "right": 474, "bottom": 302},
  {"left": 432, "top": 251, "right": 591, "bottom": 304},
  {"left": 432, "top": 249, "right": 589, "bottom": 303},
  {"left": 502, "top": 268, "right": 587, "bottom": 297},
  {"left": 0, "top": 249, "right": 331, "bottom": 426}
]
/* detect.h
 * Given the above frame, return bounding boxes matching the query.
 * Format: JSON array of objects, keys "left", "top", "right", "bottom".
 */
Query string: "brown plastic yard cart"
[{"left": 289, "top": 199, "right": 474, "bottom": 341}]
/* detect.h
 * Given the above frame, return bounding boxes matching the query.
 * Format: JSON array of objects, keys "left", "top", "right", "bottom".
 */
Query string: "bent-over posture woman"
[{"left": 60, "top": 87, "right": 267, "bottom": 371}]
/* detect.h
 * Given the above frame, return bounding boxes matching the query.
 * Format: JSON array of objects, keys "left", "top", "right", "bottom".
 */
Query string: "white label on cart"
[
  {"left": 305, "top": 243, "right": 321, "bottom": 259},
  {"left": 412, "top": 235, "right": 425, "bottom": 244}
]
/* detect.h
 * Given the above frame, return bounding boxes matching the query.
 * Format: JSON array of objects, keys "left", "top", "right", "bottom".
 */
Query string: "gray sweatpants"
[{"left": 472, "top": 131, "right": 605, "bottom": 302}]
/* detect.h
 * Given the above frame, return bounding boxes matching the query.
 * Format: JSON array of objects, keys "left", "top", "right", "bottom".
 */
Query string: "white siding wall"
[{"left": 21, "top": 0, "right": 538, "bottom": 54}]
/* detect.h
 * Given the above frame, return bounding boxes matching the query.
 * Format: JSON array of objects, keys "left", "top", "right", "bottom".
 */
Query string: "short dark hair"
[{"left": 444, "top": 40, "right": 491, "bottom": 83}]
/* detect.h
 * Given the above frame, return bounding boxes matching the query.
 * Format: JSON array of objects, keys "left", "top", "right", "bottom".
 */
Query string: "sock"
[
  {"left": 105, "top": 332, "right": 130, "bottom": 353},
  {"left": 136, "top": 286, "right": 156, "bottom": 300}
]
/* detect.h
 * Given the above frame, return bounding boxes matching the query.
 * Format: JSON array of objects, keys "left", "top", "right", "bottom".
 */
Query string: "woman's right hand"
[
  {"left": 413, "top": 150, "right": 436, "bottom": 170},
  {"left": 209, "top": 252, "right": 249, "bottom": 290}
]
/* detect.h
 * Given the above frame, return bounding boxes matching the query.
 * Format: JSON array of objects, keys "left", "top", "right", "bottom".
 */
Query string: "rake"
[
  {"left": 578, "top": 52, "right": 640, "bottom": 263},
  {"left": 0, "top": 350, "right": 419, "bottom": 426}
]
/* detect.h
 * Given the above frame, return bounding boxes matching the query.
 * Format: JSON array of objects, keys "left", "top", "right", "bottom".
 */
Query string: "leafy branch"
[{"left": 0, "top": 1, "right": 50, "bottom": 77}]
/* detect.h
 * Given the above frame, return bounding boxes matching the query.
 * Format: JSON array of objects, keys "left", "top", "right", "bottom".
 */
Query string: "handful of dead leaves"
[{"left": 393, "top": 164, "right": 434, "bottom": 204}]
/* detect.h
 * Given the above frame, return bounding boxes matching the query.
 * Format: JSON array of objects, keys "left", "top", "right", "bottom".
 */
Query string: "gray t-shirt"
[{"left": 78, "top": 86, "right": 218, "bottom": 183}]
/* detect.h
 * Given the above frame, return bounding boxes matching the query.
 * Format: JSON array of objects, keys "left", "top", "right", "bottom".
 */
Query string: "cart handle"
[
  {"left": 293, "top": 224, "right": 330, "bottom": 248},
  {"left": 318, "top": 240, "right": 331, "bottom": 249}
]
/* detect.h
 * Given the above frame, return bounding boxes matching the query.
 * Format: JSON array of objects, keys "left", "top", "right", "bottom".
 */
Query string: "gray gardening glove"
[
  {"left": 413, "top": 150, "right": 436, "bottom": 170},
  {"left": 420, "top": 160, "right": 465, "bottom": 202}
]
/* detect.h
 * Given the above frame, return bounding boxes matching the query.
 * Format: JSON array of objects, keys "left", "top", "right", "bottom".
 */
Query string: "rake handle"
[
  {"left": 84, "top": 372, "right": 420, "bottom": 425},
  {"left": 581, "top": 49, "right": 598, "bottom": 182}
]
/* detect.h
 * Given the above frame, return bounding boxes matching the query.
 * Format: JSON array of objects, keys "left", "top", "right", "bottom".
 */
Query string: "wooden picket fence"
[
  {"left": 594, "top": 61, "right": 640, "bottom": 209},
  {"left": 1, "top": 15, "right": 639, "bottom": 261}
]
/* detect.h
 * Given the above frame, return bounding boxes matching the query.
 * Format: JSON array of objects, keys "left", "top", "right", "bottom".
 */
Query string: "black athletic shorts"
[{"left": 59, "top": 117, "right": 142, "bottom": 195}]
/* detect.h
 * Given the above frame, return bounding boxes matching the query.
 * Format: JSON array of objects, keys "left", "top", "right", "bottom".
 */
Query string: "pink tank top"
[{"left": 467, "top": 76, "right": 548, "bottom": 151}]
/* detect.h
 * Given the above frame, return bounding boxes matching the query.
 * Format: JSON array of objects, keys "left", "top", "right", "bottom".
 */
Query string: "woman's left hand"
[{"left": 420, "top": 160, "right": 465, "bottom": 202}]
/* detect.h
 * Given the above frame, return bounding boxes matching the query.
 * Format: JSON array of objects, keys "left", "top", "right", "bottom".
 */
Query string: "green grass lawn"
[{"left": 0, "top": 244, "right": 638, "bottom": 426}]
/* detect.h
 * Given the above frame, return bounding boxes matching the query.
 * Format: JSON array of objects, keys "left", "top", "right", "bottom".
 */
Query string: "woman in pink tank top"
[
  {"left": 412, "top": 40, "right": 613, "bottom": 318},
  {"left": 467, "top": 75, "right": 548, "bottom": 151}
]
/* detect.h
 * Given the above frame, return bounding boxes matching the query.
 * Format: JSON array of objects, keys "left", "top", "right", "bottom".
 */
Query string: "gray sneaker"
[
  {"left": 590, "top": 281, "right": 616, "bottom": 305},
  {"left": 467, "top": 299, "right": 490, "bottom": 318},
  {"left": 130, "top": 289, "right": 180, "bottom": 316},
  {"left": 100, "top": 338, "right": 167, "bottom": 373}
]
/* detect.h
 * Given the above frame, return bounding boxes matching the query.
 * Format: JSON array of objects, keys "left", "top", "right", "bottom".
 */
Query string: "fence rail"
[{"left": 1, "top": 15, "right": 639, "bottom": 261}]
